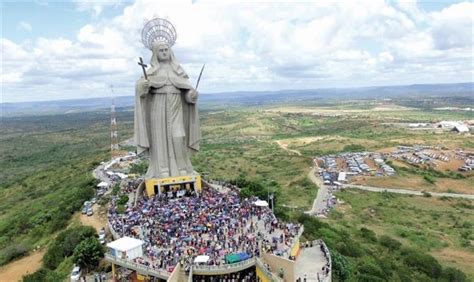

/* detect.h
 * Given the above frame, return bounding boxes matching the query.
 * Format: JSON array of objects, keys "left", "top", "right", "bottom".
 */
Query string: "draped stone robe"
[{"left": 134, "top": 64, "right": 200, "bottom": 179}]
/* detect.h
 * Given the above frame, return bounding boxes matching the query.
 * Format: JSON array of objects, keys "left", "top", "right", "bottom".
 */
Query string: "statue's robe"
[{"left": 134, "top": 65, "right": 200, "bottom": 179}]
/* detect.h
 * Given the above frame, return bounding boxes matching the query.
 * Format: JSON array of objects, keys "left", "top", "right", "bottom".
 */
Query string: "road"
[
  {"left": 305, "top": 167, "right": 474, "bottom": 217},
  {"left": 93, "top": 163, "right": 112, "bottom": 186},
  {"left": 344, "top": 184, "right": 474, "bottom": 199},
  {"left": 306, "top": 167, "right": 330, "bottom": 215}
]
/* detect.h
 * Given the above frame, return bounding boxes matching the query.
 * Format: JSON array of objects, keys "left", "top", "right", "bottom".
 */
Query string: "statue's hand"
[
  {"left": 140, "top": 80, "right": 150, "bottom": 98},
  {"left": 185, "top": 89, "right": 198, "bottom": 104}
]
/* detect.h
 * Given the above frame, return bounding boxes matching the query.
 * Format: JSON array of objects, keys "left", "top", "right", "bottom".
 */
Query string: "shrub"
[
  {"left": 379, "top": 235, "right": 401, "bottom": 251},
  {"left": 441, "top": 267, "right": 467, "bottom": 282},
  {"left": 129, "top": 160, "right": 148, "bottom": 175},
  {"left": 0, "top": 244, "right": 28, "bottom": 265},
  {"left": 73, "top": 237, "right": 104, "bottom": 271},
  {"left": 400, "top": 248, "right": 442, "bottom": 278},
  {"left": 336, "top": 241, "right": 363, "bottom": 258},
  {"left": 343, "top": 144, "right": 367, "bottom": 152},
  {"left": 423, "top": 174, "right": 436, "bottom": 184},
  {"left": 360, "top": 227, "right": 377, "bottom": 243},
  {"left": 422, "top": 191, "right": 432, "bottom": 198},
  {"left": 357, "top": 261, "right": 385, "bottom": 278},
  {"left": 43, "top": 226, "right": 97, "bottom": 270},
  {"left": 117, "top": 194, "right": 129, "bottom": 206},
  {"left": 331, "top": 249, "right": 351, "bottom": 281}
]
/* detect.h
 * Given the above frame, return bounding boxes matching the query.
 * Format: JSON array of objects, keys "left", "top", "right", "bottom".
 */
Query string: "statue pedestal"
[{"left": 145, "top": 174, "right": 202, "bottom": 197}]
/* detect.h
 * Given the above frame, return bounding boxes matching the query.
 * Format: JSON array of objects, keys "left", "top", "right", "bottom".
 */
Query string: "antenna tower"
[{"left": 110, "top": 85, "right": 119, "bottom": 160}]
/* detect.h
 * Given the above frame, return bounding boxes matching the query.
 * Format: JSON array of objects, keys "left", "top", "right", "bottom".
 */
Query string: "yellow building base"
[{"left": 145, "top": 174, "right": 202, "bottom": 197}]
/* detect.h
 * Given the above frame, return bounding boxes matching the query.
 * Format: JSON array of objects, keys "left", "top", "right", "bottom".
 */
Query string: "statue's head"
[{"left": 153, "top": 41, "right": 171, "bottom": 62}]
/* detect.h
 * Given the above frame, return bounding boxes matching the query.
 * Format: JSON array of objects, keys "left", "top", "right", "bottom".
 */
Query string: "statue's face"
[{"left": 156, "top": 45, "right": 170, "bottom": 62}]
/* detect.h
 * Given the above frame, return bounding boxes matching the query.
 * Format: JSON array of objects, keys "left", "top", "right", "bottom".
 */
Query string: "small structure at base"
[
  {"left": 145, "top": 174, "right": 202, "bottom": 197},
  {"left": 254, "top": 200, "right": 269, "bottom": 207},
  {"left": 106, "top": 236, "right": 144, "bottom": 260}
]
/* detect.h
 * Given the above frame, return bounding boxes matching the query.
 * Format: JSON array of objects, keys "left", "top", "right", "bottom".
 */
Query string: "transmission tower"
[{"left": 110, "top": 85, "right": 119, "bottom": 160}]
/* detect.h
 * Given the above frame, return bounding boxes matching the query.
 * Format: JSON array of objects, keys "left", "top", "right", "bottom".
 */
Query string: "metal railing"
[
  {"left": 280, "top": 226, "right": 304, "bottom": 259},
  {"left": 255, "top": 257, "right": 283, "bottom": 282},
  {"left": 306, "top": 239, "right": 332, "bottom": 282},
  {"left": 105, "top": 253, "right": 170, "bottom": 279},
  {"left": 192, "top": 257, "right": 256, "bottom": 275}
]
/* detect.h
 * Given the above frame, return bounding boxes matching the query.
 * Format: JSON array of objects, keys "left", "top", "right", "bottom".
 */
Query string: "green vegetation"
[
  {"left": 0, "top": 111, "right": 122, "bottom": 265},
  {"left": 321, "top": 189, "right": 474, "bottom": 280},
  {"left": 73, "top": 237, "right": 104, "bottom": 272},
  {"left": 23, "top": 225, "right": 101, "bottom": 281}
]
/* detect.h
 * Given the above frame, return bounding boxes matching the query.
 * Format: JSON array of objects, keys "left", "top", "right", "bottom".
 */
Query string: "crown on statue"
[{"left": 141, "top": 18, "right": 177, "bottom": 50}]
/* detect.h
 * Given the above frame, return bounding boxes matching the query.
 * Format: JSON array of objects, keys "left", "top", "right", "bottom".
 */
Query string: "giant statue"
[{"left": 134, "top": 18, "right": 201, "bottom": 183}]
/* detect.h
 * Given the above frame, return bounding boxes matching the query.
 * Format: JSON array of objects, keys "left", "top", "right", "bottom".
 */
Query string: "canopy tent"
[
  {"left": 107, "top": 237, "right": 144, "bottom": 260},
  {"left": 254, "top": 200, "right": 269, "bottom": 207},
  {"left": 194, "top": 255, "right": 210, "bottom": 264},
  {"left": 225, "top": 252, "right": 251, "bottom": 264}
]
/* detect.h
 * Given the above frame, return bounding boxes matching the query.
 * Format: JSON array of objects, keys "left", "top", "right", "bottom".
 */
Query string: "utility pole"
[{"left": 110, "top": 85, "right": 119, "bottom": 160}]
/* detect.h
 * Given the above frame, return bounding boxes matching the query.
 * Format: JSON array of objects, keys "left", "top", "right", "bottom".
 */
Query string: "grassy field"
[
  {"left": 325, "top": 189, "right": 474, "bottom": 280},
  {"left": 0, "top": 110, "right": 123, "bottom": 266}
]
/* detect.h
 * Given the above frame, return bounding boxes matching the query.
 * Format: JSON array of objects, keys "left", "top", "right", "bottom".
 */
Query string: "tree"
[
  {"left": 331, "top": 249, "right": 351, "bottom": 281},
  {"left": 72, "top": 237, "right": 104, "bottom": 272},
  {"left": 44, "top": 226, "right": 97, "bottom": 270}
]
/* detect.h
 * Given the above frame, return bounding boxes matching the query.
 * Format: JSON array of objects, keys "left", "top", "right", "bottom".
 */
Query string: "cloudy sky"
[{"left": 1, "top": 0, "right": 473, "bottom": 103}]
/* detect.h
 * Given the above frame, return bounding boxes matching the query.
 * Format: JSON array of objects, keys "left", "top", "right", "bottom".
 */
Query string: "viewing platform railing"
[
  {"left": 192, "top": 257, "right": 256, "bottom": 275},
  {"left": 105, "top": 253, "right": 170, "bottom": 280},
  {"left": 255, "top": 257, "right": 284, "bottom": 282}
]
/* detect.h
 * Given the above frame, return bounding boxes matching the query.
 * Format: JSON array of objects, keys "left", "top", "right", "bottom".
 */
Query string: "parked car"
[
  {"left": 99, "top": 227, "right": 106, "bottom": 236},
  {"left": 99, "top": 233, "right": 106, "bottom": 244},
  {"left": 81, "top": 206, "right": 88, "bottom": 214},
  {"left": 91, "top": 197, "right": 97, "bottom": 204},
  {"left": 70, "top": 265, "right": 81, "bottom": 281},
  {"left": 87, "top": 208, "right": 93, "bottom": 216}
]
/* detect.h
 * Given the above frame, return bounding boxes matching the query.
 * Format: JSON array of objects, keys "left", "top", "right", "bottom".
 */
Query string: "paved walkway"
[
  {"left": 295, "top": 245, "right": 330, "bottom": 282},
  {"left": 345, "top": 184, "right": 474, "bottom": 199}
]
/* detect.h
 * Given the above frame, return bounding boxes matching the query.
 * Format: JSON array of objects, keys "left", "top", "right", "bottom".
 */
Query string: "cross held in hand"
[{"left": 138, "top": 57, "right": 148, "bottom": 80}]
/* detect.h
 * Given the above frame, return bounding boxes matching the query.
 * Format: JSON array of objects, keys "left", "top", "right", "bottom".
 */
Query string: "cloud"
[
  {"left": 17, "top": 21, "right": 32, "bottom": 32},
  {"left": 2, "top": 0, "right": 473, "bottom": 102},
  {"left": 430, "top": 2, "right": 474, "bottom": 50},
  {"left": 73, "top": 0, "right": 122, "bottom": 16}
]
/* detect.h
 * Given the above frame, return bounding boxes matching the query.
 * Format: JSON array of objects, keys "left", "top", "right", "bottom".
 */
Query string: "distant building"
[
  {"left": 452, "top": 124, "right": 470, "bottom": 133},
  {"left": 337, "top": 172, "right": 347, "bottom": 182},
  {"left": 438, "top": 121, "right": 461, "bottom": 128}
]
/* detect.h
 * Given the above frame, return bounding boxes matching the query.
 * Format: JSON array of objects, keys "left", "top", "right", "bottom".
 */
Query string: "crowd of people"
[{"left": 108, "top": 185, "right": 302, "bottom": 273}]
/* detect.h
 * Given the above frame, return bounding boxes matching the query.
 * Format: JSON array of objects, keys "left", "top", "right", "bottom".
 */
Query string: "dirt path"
[
  {"left": 275, "top": 140, "right": 302, "bottom": 156},
  {"left": 0, "top": 250, "right": 45, "bottom": 281},
  {"left": 75, "top": 205, "right": 107, "bottom": 232}
]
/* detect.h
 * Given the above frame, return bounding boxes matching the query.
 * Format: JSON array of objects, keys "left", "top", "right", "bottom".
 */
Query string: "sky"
[{"left": 1, "top": 0, "right": 473, "bottom": 103}]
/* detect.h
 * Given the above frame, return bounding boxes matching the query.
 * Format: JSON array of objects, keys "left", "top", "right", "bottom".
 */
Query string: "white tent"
[
  {"left": 97, "top": 181, "right": 109, "bottom": 188},
  {"left": 107, "top": 237, "right": 144, "bottom": 260},
  {"left": 194, "top": 255, "right": 210, "bottom": 264},
  {"left": 453, "top": 125, "right": 469, "bottom": 133},
  {"left": 254, "top": 200, "right": 269, "bottom": 207}
]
